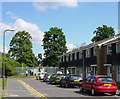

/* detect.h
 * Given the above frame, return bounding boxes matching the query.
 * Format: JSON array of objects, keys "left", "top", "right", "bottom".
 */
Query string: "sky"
[{"left": 0, "top": 0, "right": 119, "bottom": 57}]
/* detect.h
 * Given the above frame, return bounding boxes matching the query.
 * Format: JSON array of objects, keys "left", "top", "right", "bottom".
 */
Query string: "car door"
[
  {"left": 63, "top": 75, "right": 69, "bottom": 85},
  {"left": 53, "top": 74, "right": 56, "bottom": 82},
  {"left": 50, "top": 74, "right": 53, "bottom": 82},
  {"left": 61, "top": 75, "right": 66, "bottom": 85},
  {"left": 60, "top": 75, "right": 65, "bottom": 84},
  {"left": 82, "top": 77, "right": 89, "bottom": 90},
  {"left": 83, "top": 76, "right": 91, "bottom": 91},
  {"left": 87, "top": 76, "right": 96, "bottom": 91}
]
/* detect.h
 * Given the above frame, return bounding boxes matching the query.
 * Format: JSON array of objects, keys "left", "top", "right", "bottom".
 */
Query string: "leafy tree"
[
  {"left": 91, "top": 25, "right": 115, "bottom": 42},
  {"left": 0, "top": 53, "right": 23, "bottom": 76},
  {"left": 9, "top": 31, "right": 38, "bottom": 67},
  {"left": 42, "top": 27, "right": 68, "bottom": 67},
  {"left": 38, "top": 53, "right": 42, "bottom": 64},
  {"left": 5, "top": 55, "right": 22, "bottom": 76}
]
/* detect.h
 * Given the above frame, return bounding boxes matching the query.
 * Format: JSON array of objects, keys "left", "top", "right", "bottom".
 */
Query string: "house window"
[
  {"left": 74, "top": 53, "right": 77, "bottom": 60},
  {"left": 116, "top": 43, "right": 120, "bottom": 54},
  {"left": 60, "top": 57, "right": 62, "bottom": 63},
  {"left": 79, "top": 67, "right": 82, "bottom": 73},
  {"left": 79, "top": 51, "right": 83, "bottom": 59},
  {"left": 119, "top": 66, "right": 120, "bottom": 74},
  {"left": 66, "top": 55, "right": 69, "bottom": 62},
  {"left": 107, "top": 45, "right": 112, "bottom": 54},
  {"left": 70, "top": 54, "right": 72, "bottom": 61},
  {"left": 63, "top": 56, "right": 65, "bottom": 62},
  {"left": 86, "top": 49, "right": 91, "bottom": 57},
  {"left": 93, "top": 47, "right": 97, "bottom": 56}
]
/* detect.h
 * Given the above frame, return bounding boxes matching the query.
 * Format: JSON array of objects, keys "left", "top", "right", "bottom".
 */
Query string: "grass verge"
[
  {"left": 0, "top": 79, "right": 7, "bottom": 99},
  {"left": 0, "top": 79, "right": 7, "bottom": 87},
  {"left": 8, "top": 75, "right": 36, "bottom": 79}
]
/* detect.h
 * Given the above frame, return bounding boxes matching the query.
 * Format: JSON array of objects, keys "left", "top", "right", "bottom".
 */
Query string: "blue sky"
[{"left": 0, "top": 1, "right": 118, "bottom": 57}]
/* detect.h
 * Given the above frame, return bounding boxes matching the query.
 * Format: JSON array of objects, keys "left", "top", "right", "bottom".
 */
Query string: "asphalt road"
[
  {"left": 5, "top": 78, "right": 36, "bottom": 98},
  {"left": 21, "top": 78, "right": 120, "bottom": 99}
]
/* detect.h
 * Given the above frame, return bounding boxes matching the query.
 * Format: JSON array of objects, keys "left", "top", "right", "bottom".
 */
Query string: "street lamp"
[{"left": 2, "top": 29, "right": 15, "bottom": 90}]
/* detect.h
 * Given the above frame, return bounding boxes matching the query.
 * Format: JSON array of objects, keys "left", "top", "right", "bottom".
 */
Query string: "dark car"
[
  {"left": 79, "top": 75, "right": 117, "bottom": 96},
  {"left": 43, "top": 73, "right": 52, "bottom": 82},
  {"left": 49, "top": 74, "right": 64, "bottom": 84},
  {"left": 60, "top": 74, "right": 83, "bottom": 88}
]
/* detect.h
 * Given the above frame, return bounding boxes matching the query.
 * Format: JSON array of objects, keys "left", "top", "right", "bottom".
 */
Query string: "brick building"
[{"left": 59, "top": 34, "right": 120, "bottom": 82}]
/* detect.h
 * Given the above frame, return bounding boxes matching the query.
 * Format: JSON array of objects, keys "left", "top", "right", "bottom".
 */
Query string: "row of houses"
[{"left": 59, "top": 34, "right": 120, "bottom": 82}]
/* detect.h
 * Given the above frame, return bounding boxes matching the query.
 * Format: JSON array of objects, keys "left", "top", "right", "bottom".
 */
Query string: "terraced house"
[{"left": 59, "top": 34, "right": 120, "bottom": 82}]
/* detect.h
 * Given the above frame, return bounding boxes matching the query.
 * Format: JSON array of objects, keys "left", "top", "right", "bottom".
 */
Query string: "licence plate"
[
  {"left": 74, "top": 80, "right": 79, "bottom": 82},
  {"left": 104, "top": 84, "right": 111, "bottom": 86}
]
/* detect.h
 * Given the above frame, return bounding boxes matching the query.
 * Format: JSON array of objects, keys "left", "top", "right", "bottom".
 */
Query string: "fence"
[
  {"left": 16, "top": 66, "right": 60, "bottom": 75},
  {"left": 16, "top": 67, "right": 38, "bottom": 76},
  {"left": 42, "top": 67, "right": 59, "bottom": 74}
]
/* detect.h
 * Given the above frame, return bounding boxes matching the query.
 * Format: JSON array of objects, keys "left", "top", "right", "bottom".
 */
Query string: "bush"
[{"left": 5, "top": 56, "right": 23, "bottom": 76}]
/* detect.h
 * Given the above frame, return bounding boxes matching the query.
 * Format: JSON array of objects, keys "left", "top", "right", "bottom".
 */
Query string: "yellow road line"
[{"left": 18, "top": 80, "right": 48, "bottom": 99}]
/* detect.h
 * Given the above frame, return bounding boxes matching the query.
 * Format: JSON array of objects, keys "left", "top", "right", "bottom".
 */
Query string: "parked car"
[
  {"left": 79, "top": 75, "right": 117, "bottom": 96},
  {"left": 43, "top": 73, "right": 52, "bottom": 82},
  {"left": 60, "top": 74, "right": 83, "bottom": 88},
  {"left": 49, "top": 74, "right": 64, "bottom": 84},
  {"left": 40, "top": 72, "right": 47, "bottom": 80},
  {"left": 36, "top": 72, "right": 41, "bottom": 80}
]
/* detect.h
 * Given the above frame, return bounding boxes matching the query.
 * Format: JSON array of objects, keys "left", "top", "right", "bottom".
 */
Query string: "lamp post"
[{"left": 3, "top": 29, "right": 15, "bottom": 90}]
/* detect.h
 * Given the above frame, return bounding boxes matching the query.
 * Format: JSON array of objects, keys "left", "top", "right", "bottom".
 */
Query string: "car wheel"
[
  {"left": 111, "top": 92, "right": 116, "bottom": 95},
  {"left": 91, "top": 87, "right": 96, "bottom": 96},
  {"left": 53, "top": 81, "right": 56, "bottom": 84},
  {"left": 65, "top": 83, "right": 69, "bottom": 88},
  {"left": 49, "top": 81, "right": 51, "bottom": 84},
  {"left": 79, "top": 85, "right": 83, "bottom": 92}
]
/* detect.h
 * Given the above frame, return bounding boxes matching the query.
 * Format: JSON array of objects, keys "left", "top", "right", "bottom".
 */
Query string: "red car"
[{"left": 79, "top": 75, "right": 117, "bottom": 96}]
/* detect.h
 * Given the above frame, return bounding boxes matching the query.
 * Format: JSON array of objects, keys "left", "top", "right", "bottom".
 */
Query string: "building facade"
[{"left": 59, "top": 34, "right": 120, "bottom": 82}]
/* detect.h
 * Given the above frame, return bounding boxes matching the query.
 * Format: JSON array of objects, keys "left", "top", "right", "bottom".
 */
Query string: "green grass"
[
  {"left": 8, "top": 75, "right": 36, "bottom": 78},
  {"left": 117, "top": 82, "right": 120, "bottom": 90},
  {"left": 0, "top": 79, "right": 7, "bottom": 99},
  {"left": 0, "top": 79, "right": 7, "bottom": 87},
  {"left": 0, "top": 95, "right": 2, "bottom": 99}
]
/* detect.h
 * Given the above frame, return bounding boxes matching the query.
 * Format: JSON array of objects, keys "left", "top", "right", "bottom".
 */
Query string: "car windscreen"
[
  {"left": 98, "top": 77, "right": 114, "bottom": 82},
  {"left": 56, "top": 74, "right": 64, "bottom": 77},
  {"left": 70, "top": 75, "right": 82, "bottom": 80}
]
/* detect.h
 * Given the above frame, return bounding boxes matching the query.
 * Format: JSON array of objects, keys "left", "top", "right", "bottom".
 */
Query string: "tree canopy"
[
  {"left": 91, "top": 25, "right": 115, "bottom": 42},
  {"left": 38, "top": 53, "right": 42, "bottom": 64},
  {"left": 42, "top": 27, "right": 68, "bottom": 67},
  {"left": 9, "top": 31, "right": 38, "bottom": 67},
  {"left": 5, "top": 54, "right": 22, "bottom": 76}
]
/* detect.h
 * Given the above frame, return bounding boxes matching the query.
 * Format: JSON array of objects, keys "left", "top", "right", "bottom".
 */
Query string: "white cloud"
[
  {"left": 0, "top": 23, "right": 12, "bottom": 36},
  {"left": 6, "top": 11, "right": 18, "bottom": 20},
  {"left": 13, "top": 18, "right": 44, "bottom": 45},
  {"left": 116, "top": 29, "right": 120, "bottom": 33},
  {"left": 33, "top": 0, "right": 78, "bottom": 11},
  {"left": 67, "top": 43, "right": 77, "bottom": 51},
  {"left": 0, "top": 18, "right": 44, "bottom": 45},
  {"left": 0, "top": 45, "right": 8, "bottom": 53}
]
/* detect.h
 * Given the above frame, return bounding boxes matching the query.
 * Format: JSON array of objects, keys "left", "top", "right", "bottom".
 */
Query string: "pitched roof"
[{"left": 60, "top": 34, "right": 120, "bottom": 56}]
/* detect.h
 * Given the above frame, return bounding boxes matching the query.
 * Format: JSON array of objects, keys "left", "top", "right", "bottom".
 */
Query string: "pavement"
[{"left": 4, "top": 78, "right": 36, "bottom": 98}]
